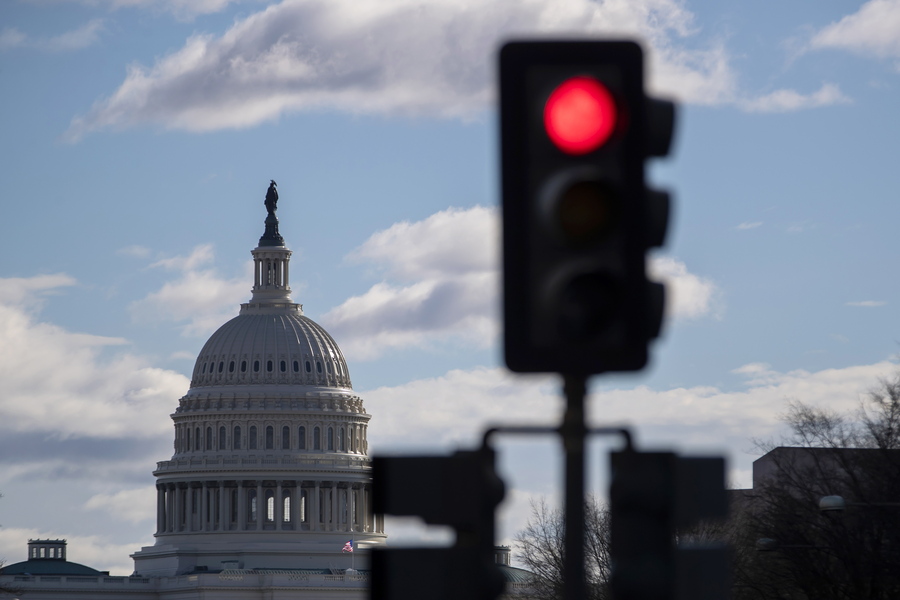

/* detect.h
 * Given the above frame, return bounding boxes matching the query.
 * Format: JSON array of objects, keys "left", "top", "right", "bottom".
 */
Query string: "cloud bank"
[
  {"left": 323, "top": 206, "right": 719, "bottom": 360},
  {"left": 129, "top": 244, "right": 249, "bottom": 337},
  {"left": 62, "top": 0, "right": 842, "bottom": 140},
  {"left": 363, "top": 359, "right": 899, "bottom": 487},
  {"left": 810, "top": 0, "right": 900, "bottom": 61}
]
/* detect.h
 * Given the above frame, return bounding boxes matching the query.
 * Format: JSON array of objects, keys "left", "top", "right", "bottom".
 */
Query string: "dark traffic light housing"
[
  {"left": 500, "top": 40, "right": 675, "bottom": 375},
  {"left": 370, "top": 448, "right": 506, "bottom": 600},
  {"left": 609, "top": 450, "right": 729, "bottom": 600}
]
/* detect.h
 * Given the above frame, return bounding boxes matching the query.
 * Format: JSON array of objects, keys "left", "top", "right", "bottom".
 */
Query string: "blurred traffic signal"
[
  {"left": 500, "top": 40, "right": 675, "bottom": 374},
  {"left": 609, "top": 450, "right": 729, "bottom": 600},
  {"left": 370, "top": 448, "right": 506, "bottom": 600}
]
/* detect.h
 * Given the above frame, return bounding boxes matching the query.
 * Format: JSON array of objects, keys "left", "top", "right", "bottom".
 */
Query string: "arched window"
[
  {"left": 266, "top": 490, "right": 275, "bottom": 522},
  {"left": 229, "top": 360, "right": 235, "bottom": 373},
  {"left": 186, "top": 427, "right": 191, "bottom": 451},
  {"left": 300, "top": 490, "right": 308, "bottom": 523},
  {"left": 316, "top": 361, "right": 322, "bottom": 373},
  {"left": 234, "top": 426, "right": 242, "bottom": 450},
  {"left": 218, "top": 361, "right": 224, "bottom": 373},
  {"left": 338, "top": 427, "right": 345, "bottom": 452},
  {"left": 265, "top": 425, "right": 274, "bottom": 450},
  {"left": 219, "top": 426, "right": 226, "bottom": 450},
  {"left": 231, "top": 489, "right": 238, "bottom": 523},
  {"left": 202, "top": 363, "right": 207, "bottom": 374},
  {"left": 327, "top": 427, "right": 334, "bottom": 451},
  {"left": 248, "top": 489, "right": 257, "bottom": 522},
  {"left": 283, "top": 490, "right": 292, "bottom": 523},
  {"left": 305, "top": 360, "right": 311, "bottom": 373},
  {"left": 293, "top": 360, "right": 299, "bottom": 372},
  {"left": 298, "top": 426, "right": 306, "bottom": 450},
  {"left": 249, "top": 426, "right": 258, "bottom": 450},
  {"left": 254, "top": 360, "right": 260, "bottom": 372},
  {"left": 280, "top": 360, "right": 286, "bottom": 372},
  {"left": 241, "top": 360, "right": 247, "bottom": 372},
  {"left": 206, "top": 426, "right": 212, "bottom": 450},
  {"left": 282, "top": 425, "right": 290, "bottom": 449},
  {"left": 266, "top": 360, "right": 273, "bottom": 372},
  {"left": 195, "top": 427, "right": 201, "bottom": 451},
  {"left": 313, "top": 427, "right": 321, "bottom": 450}
]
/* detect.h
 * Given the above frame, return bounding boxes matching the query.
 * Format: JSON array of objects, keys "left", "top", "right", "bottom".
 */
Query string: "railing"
[
  {"left": 4, "top": 571, "right": 368, "bottom": 589},
  {"left": 155, "top": 455, "right": 371, "bottom": 472}
]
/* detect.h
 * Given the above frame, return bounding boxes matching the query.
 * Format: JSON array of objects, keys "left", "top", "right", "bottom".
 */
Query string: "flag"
[{"left": 342, "top": 540, "right": 353, "bottom": 553}]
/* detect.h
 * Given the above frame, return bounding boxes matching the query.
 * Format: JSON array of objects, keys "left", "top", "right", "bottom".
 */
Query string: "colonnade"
[
  {"left": 253, "top": 254, "right": 289, "bottom": 290},
  {"left": 156, "top": 480, "right": 381, "bottom": 535}
]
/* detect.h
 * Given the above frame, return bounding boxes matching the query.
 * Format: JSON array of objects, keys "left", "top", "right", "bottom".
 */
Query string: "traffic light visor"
[{"left": 544, "top": 76, "right": 617, "bottom": 155}]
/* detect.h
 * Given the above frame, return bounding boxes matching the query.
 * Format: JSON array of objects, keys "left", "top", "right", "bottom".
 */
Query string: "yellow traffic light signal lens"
[
  {"left": 556, "top": 180, "right": 618, "bottom": 246},
  {"left": 544, "top": 76, "right": 617, "bottom": 155}
]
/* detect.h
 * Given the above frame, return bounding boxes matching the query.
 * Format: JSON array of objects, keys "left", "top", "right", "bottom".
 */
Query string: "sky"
[{"left": 1, "top": 0, "right": 899, "bottom": 576}]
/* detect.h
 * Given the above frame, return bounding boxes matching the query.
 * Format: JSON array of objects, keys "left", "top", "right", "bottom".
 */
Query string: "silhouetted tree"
[
  {"left": 514, "top": 497, "right": 611, "bottom": 600},
  {"left": 730, "top": 373, "right": 900, "bottom": 600}
]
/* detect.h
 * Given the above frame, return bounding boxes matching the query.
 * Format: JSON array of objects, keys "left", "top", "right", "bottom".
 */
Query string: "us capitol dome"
[{"left": 129, "top": 181, "right": 387, "bottom": 579}]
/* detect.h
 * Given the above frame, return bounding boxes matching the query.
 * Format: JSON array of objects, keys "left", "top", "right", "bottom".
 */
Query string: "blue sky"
[{"left": 1, "top": 0, "right": 899, "bottom": 575}]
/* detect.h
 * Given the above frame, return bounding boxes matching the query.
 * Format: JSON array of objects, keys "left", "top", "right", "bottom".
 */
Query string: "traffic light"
[
  {"left": 500, "top": 40, "right": 675, "bottom": 374},
  {"left": 608, "top": 450, "right": 729, "bottom": 600},
  {"left": 370, "top": 448, "right": 506, "bottom": 600}
]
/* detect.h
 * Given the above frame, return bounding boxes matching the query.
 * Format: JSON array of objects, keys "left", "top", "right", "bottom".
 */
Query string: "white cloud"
[
  {"left": 0, "top": 27, "right": 27, "bottom": 49},
  {"left": 117, "top": 244, "right": 152, "bottom": 258},
  {"left": 363, "top": 359, "right": 899, "bottom": 488},
  {"left": 129, "top": 244, "right": 249, "bottom": 336},
  {"left": 0, "top": 273, "right": 77, "bottom": 308},
  {"left": 846, "top": 300, "right": 887, "bottom": 307},
  {"left": 810, "top": 0, "right": 900, "bottom": 60},
  {"left": 85, "top": 487, "right": 157, "bottom": 524},
  {"left": 324, "top": 206, "right": 719, "bottom": 360},
  {"left": 0, "top": 275, "right": 188, "bottom": 440},
  {"left": 649, "top": 255, "right": 721, "bottom": 321},
  {"left": 0, "top": 19, "right": 105, "bottom": 52},
  {"left": 322, "top": 207, "right": 498, "bottom": 359},
  {"left": 736, "top": 221, "right": 763, "bottom": 230},
  {"left": 740, "top": 83, "right": 851, "bottom": 113},
  {"left": 64, "top": 0, "right": 739, "bottom": 140}
]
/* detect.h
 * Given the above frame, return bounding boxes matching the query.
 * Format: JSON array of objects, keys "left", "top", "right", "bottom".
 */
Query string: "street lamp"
[{"left": 818, "top": 495, "right": 900, "bottom": 513}]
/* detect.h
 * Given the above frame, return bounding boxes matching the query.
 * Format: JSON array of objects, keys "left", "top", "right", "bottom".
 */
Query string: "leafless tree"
[
  {"left": 729, "top": 373, "right": 900, "bottom": 600},
  {"left": 514, "top": 496, "right": 611, "bottom": 600}
]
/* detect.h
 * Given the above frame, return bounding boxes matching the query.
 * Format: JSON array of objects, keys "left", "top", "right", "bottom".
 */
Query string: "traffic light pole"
[
  {"left": 562, "top": 374, "right": 587, "bottom": 600},
  {"left": 483, "top": 384, "right": 635, "bottom": 600}
]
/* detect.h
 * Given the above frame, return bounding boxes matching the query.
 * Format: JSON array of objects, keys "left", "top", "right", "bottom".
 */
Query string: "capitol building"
[{"left": 0, "top": 186, "right": 386, "bottom": 599}]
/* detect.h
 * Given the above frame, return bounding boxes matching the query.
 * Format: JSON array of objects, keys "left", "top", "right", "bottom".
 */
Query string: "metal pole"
[{"left": 562, "top": 374, "right": 587, "bottom": 600}]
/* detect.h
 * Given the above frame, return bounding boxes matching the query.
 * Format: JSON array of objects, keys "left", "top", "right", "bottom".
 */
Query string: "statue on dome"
[
  {"left": 265, "top": 180, "right": 279, "bottom": 215},
  {"left": 258, "top": 180, "right": 284, "bottom": 246}
]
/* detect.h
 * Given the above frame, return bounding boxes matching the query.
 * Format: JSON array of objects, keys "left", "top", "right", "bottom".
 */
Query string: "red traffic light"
[{"left": 544, "top": 76, "right": 617, "bottom": 155}]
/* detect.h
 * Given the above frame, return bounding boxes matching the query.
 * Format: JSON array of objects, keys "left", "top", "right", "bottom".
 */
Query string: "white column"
[
  {"left": 256, "top": 481, "right": 264, "bottom": 529},
  {"left": 199, "top": 484, "right": 207, "bottom": 531},
  {"left": 219, "top": 480, "right": 231, "bottom": 531},
  {"left": 237, "top": 481, "right": 246, "bottom": 530},
  {"left": 157, "top": 485, "right": 166, "bottom": 534},
  {"left": 312, "top": 482, "right": 320, "bottom": 531},
  {"left": 331, "top": 483, "right": 338, "bottom": 532}
]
